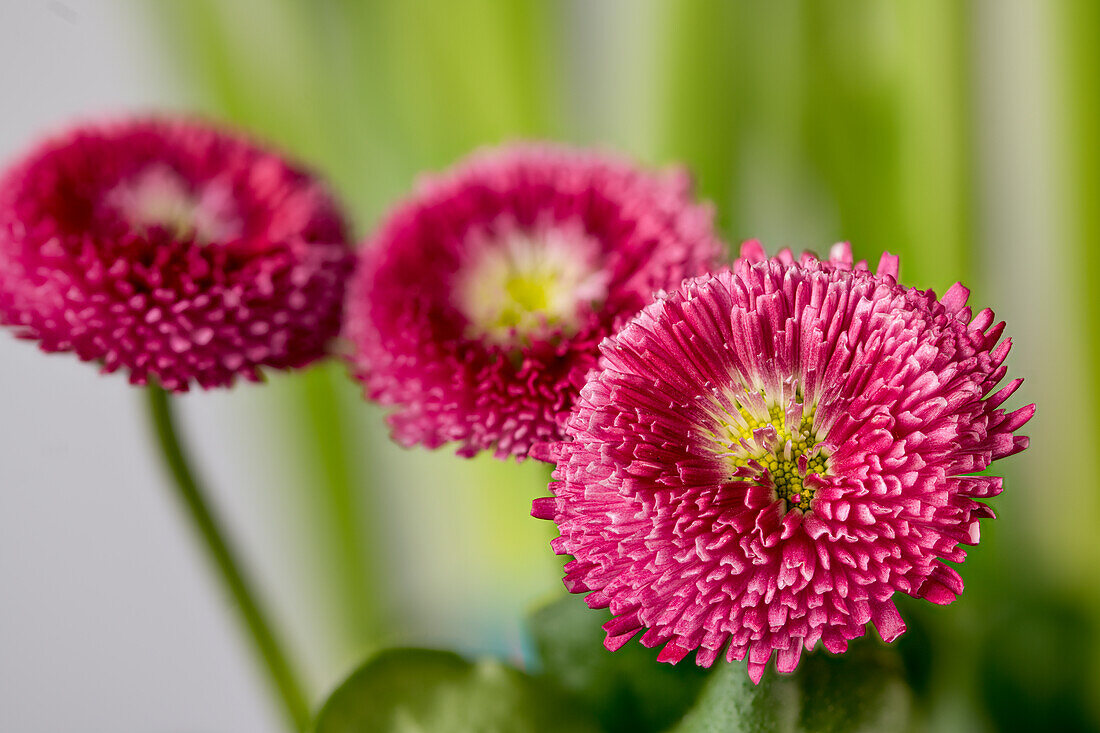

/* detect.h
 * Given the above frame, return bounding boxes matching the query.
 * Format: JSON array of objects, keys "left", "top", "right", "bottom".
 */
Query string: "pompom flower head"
[
  {"left": 344, "top": 144, "right": 723, "bottom": 459},
  {"left": 0, "top": 117, "right": 353, "bottom": 390},
  {"left": 533, "top": 241, "right": 1033, "bottom": 682}
]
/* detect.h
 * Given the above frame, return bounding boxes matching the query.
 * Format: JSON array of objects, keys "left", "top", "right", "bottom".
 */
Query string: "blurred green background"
[{"left": 143, "top": 1, "right": 1098, "bottom": 730}]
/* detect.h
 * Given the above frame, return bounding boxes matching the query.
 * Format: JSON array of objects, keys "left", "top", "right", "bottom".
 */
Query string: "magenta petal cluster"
[
  {"left": 533, "top": 241, "right": 1033, "bottom": 682},
  {"left": 344, "top": 144, "right": 723, "bottom": 459},
  {"left": 0, "top": 117, "right": 353, "bottom": 390}
]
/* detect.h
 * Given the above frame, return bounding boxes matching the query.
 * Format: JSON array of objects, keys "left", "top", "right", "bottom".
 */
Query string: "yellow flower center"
[
  {"left": 718, "top": 399, "right": 829, "bottom": 511},
  {"left": 455, "top": 221, "right": 609, "bottom": 344},
  {"left": 498, "top": 272, "right": 554, "bottom": 327}
]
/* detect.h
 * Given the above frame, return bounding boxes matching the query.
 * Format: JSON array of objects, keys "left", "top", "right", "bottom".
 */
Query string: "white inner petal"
[{"left": 107, "top": 164, "right": 240, "bottom": 244}]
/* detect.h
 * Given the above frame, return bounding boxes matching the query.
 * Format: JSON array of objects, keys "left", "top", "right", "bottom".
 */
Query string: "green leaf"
[
  {"left": 313, "top": 647, "right": 601, "bottom": 733},
  {"left": 673, "top": 640, "right": 911, "bottom": 733},
  {"left": 528, "top": 595, "right": 709, "bottom": 733}
]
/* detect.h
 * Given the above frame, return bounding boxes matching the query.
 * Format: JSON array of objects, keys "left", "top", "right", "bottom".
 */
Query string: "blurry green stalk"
[
  {"left": 146, "top": 386, "right": 310, "bottom": 732},
  {"left": 1057, "top": 0, "right": 1100, "bottom": 710}
]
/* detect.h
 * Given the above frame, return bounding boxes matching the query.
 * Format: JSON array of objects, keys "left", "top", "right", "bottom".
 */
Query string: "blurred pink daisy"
[
  {"left": 533, "top": 241, "right": 1033, "bottom": 682},
  {"left": 344, "top": 144, "right": 723, "bottom": 459},
  {"left": 0, "top": 117, "right": 353, "bottom": 390}
]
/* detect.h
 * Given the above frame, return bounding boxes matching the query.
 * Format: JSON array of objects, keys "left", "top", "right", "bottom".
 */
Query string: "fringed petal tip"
[
  {"left": 531, "top": 496, "right": 557, "bottom": 520},
  {"left": 871, "top": 600, "right": 907, "bottom": 643},
  {"left": 656, "top": 642, "right": 692, "bottom": 664},
  {"left": 876, "top": 251, "right": 900, "bottom": 279},
  {"left": 943, "top": 281, "right": 971, "bottom": 314},
  {"left": 916, "top": 564, "right": 965, "bottom": 605},
  {"left": 529, "top": 440, "right": 561, "bottom": 464},
  {"left": 740, "top": 239, "right": 767, "bottom": 262},
  {"left": 829, "top": 241, "right": 854, "bottom": 267}
]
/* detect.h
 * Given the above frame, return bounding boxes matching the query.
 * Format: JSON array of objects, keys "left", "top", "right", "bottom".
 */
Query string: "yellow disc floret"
[
  {"left": 718, "top": 397, "right": 829, "bottom": 512},
  {"left": 455, "top": 220, "right": 610, "bottom": 345}
]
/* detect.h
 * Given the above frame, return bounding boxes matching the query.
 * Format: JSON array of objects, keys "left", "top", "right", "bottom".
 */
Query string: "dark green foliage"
[
  {"left": 528, "top": 594, "right": 710, "bottom": 732},
  {"left": 313, "top": 647, "right": 600, "bottom": 733},
  {"left": 979, "top": 596, "right": 1098, "bottom": 733},
  {"left": 673, "top": 638, "right": 910, "bottom": 733}
]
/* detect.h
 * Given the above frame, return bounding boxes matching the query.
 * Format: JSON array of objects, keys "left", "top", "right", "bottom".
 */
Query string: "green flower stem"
[{"left": 145, "top": 385, "right": 311, "bottom": 732}]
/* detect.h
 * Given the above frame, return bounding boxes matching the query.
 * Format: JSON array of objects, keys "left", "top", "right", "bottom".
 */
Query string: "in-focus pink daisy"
[
  {"left": 344, "top": 144, "right": 723, "bottom": 459},
  {"left": 0, "top": 117, "right": 353, "bottom": 390},
  {"left": 533, "top": 241, "right": 1033, "bottom": 682}
]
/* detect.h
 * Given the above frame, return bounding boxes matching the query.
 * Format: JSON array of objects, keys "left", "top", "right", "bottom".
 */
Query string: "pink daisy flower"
[
  {"left": 344, "top": 144, "right": 723, "bottom": 459},
  {"left": 533, "top": 241, "right": 1033, "bottom": 682},
  {"left": 0, "top": 117, "right": 353, "bottom": 390}
]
